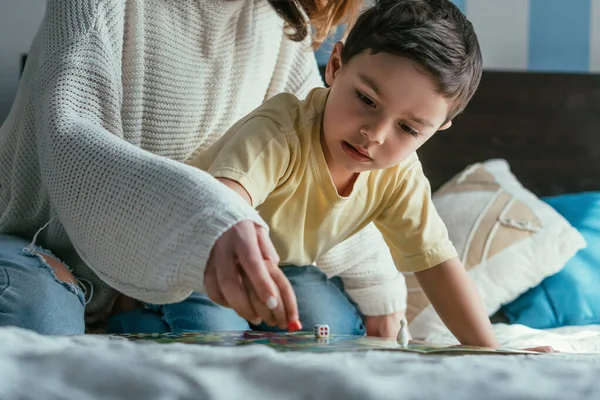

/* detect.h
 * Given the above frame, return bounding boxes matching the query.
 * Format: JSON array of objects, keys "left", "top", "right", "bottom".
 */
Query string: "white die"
[{"left": 313, "top": 324, "right": 330, "bottom": 338}]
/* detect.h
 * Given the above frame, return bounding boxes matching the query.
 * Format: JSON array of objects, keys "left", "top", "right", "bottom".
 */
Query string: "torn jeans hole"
[{"left": 22, "top": 216, "right": 93, "bottom": 305}]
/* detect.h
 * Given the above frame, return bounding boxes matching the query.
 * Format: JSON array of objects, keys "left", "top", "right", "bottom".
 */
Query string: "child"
[{"left": 188, "top": 0, "right": 498, "bottom": 346}]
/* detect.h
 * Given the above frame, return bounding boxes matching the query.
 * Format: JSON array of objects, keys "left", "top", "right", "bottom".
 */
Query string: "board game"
[{"left": 109, "top": 331, "right": 539, "bottom": 355}]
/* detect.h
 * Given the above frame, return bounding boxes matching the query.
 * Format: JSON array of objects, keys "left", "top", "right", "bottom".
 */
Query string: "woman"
[{"left": 0, "top": 0, "right": 401, "bottom": 336}]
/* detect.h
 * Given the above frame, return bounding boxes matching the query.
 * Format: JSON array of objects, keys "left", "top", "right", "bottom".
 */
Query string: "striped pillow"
[{"left": 406, "top": 159, "right": 586, "bottom": 340}]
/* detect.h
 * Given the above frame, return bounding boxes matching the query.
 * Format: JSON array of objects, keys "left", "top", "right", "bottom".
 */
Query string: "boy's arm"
[
  {"left": 217, "top": 178, "right": 252, "bottom": 204},
  {"left": 415, "top": 258, "right": 499, "bottom": 348},
  {"left": 373, "top": 157, "right": 499, "bottom": 345},
  {"left": 418, "top": 260, "right": 555, "bottom": 352},
  {"left": 187, "top": 116, "right": 292, "bottom": 208}
]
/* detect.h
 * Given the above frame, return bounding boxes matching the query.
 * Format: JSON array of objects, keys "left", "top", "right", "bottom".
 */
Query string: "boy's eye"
[
  {"left": 355, "top": 90, "right": 376, "bottom": 108},
  {"left": 399, "top": 123, "right": 419, "bottom": 137}
]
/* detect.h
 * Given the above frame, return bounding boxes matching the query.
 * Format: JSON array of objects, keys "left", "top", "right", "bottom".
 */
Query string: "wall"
[
  {"left": 316, "top": 0, "right": 600, "bottom": 73},
  {"left": 2, "top": 1, "right": 599, "bottom": 123},
  {"left": 0, "top": 0, "right": 46, "bottom": 124}
]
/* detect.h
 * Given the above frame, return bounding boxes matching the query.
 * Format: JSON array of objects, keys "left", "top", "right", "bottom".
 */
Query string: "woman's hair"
[{"left": 268, "top": 0, "right": 364, "bottom": 48}]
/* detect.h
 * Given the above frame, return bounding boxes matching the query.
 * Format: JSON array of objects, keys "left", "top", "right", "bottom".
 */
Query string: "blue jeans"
[
  {"left": 107, "top": 265, "right": 366, "bottom": 335},
  {"left": 0, "top": 234, "right": 86, "bottom": 335},
  {"left": 0, "top": 233, "right": 365, "bottom": 336}
]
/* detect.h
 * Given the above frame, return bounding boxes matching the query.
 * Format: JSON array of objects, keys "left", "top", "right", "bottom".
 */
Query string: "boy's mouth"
[{"left": 341, "top": 141, "right": 373, "bottom": 162}]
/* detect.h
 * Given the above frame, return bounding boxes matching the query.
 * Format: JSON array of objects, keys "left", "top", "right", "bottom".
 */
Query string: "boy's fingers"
[
  {"left": 381, "top": 324, "right": 399, "bottom": 339},
  {"left": 524, "top": 346, "right": 556, "bottom": 353},
  {"left": 365, "top": 318, "right": 379, "bottom": 337},
  {"left": 385, "top": 319, "right": 402, "bottom": 339}
]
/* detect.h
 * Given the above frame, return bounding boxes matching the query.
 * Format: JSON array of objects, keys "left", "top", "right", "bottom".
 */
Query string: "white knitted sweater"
[{"left": 0, "top": 0, "right": 405, "bottom": 320}]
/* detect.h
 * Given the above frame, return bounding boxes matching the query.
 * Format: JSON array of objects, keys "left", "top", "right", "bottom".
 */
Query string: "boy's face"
[{"left": 323, "top": 43, "right": 452, "bottom": 175}]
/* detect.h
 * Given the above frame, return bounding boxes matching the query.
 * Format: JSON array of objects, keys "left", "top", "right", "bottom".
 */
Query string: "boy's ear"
[
  {"left": 325, "top": 41, "right": 344, "bottom": 87},
  {"left": 439, "top": 120, "right": 452, "bottom": 130}
]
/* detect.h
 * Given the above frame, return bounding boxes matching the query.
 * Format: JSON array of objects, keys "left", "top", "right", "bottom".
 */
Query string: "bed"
[{"left": 2, "top": 71, "right": 600, "bottom": 400}]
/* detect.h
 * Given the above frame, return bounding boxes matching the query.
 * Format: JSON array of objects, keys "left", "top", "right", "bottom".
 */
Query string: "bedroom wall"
[
  {"left": 317, "top": 0, "right": 600, "bottom": 73},
  {"left": 0, "top": 0, "right": 45, "bottom": 124}
]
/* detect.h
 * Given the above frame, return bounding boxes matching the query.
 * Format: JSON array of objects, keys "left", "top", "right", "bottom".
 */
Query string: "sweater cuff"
[{"left": 179, "top": 205, "right": 267, "bottom": 294}]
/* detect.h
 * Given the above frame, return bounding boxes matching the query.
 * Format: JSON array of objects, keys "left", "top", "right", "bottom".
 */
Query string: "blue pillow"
[{"left": 501, "top": 192, "right": 600, "bottom": 329}]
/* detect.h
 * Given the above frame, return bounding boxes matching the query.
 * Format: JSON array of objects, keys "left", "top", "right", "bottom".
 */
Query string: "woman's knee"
[
  {"left": 0, "top": 234, "right": 85, "bottom": 335},
  {"left": 36, "top": 251, "right": 77, "bottom": 286}
]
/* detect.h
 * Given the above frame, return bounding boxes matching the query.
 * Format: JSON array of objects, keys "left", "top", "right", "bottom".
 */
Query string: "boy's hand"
[
  {"left": 365, "top": 312, "right": 406, "bottom": 339},
  {"left": 523, "top": 346, "right": 556, "bottom": 353},
  {"left": 415, "top": 258, "right": 500, "bottom": 348}
]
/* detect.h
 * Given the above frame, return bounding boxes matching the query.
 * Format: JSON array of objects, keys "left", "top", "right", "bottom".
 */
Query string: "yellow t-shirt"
[{"left": 187, "top": 88, "right": 457, "bottom": 273}]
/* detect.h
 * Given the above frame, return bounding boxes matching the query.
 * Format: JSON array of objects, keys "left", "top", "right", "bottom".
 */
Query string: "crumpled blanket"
[{"left": 1, "top": 324, "right": 600, "bottom": 400}]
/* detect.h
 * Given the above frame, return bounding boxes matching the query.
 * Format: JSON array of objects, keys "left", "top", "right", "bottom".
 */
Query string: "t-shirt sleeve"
[
  {"left": 374, "top": 158, "right": 458, "bottom": 273},
  {"left": 190, "top": 117, "right": 292, "bottom": 207}
]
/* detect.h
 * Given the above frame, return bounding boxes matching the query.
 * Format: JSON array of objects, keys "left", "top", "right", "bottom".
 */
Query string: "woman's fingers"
[
  {"left": 257, "top": 225, "right": 280, "bottom": 264},
  {"left": 211, "top": 222, "right": 260, "bottom": 322},
  {"left": 215, "top": 260, "right": 258, "bottom": 322},
  {"left": 257, "top": 225, "right": 299, "bottom": 327},
  {"left": 269, "top": 265, "right": 300, "bottom": 329},
  {"left": 205, "top": 220, "right": 299, "bottom": 328},
  {"left": 243, "top": 274, "right": 275, "bottom": 327},
  {"left": 234, "top": 223, "right": 282, "bottom": 310},
  {"left": 204, "top": 251, "right": 229, "bottom": 307}
]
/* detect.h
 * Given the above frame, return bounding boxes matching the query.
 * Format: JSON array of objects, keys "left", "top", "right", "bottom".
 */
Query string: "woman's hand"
[{"left": 204, "top": 220, "right": 301, "bottom": 330}]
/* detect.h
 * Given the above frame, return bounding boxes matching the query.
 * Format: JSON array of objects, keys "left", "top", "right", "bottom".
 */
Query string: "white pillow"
[{"left": 406, "top": 159, "right": 586, "bottom": 339}]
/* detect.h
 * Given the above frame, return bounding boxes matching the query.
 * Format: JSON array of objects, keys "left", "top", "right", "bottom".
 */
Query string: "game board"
[{"left": 110, "top": 331, "right": 539, "bottom": 355}]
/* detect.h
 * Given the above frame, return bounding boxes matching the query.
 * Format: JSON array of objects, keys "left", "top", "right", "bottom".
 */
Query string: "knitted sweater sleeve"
[
  {"left": 265, "top": 34, "right": 325, "bottom": 99},
  {"left": 29, "top": 0, "right": 265, "bottom": 304}
]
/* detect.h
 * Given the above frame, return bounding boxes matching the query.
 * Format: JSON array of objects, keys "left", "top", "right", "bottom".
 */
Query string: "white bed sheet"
[
  {"left": 425, "top": 323, "right": 600, "bottom": 353},
  {"left": 1, "top": 324, "right": 600, "bottom": 400}
]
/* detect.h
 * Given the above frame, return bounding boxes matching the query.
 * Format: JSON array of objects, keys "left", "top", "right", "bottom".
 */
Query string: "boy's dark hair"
[{"left": 341, "top": 0, "right": 483, "bottom": 120}]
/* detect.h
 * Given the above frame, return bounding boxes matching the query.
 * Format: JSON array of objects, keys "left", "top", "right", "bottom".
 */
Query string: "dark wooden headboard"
[{"left": 417, "top": 71, "right": 600, "bottom": 196}]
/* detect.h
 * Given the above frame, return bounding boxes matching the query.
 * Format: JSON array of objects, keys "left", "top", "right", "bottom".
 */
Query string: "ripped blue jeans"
[
  {"left": 0, "top": 234, "right": 86, "bottom": 335},
  {"left": 0, "top": 233, "right": 365, "bottom": 336}
]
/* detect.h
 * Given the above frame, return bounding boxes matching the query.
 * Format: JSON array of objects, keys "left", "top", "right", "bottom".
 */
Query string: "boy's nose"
[{"left": 361, "top": 121, "right": 388, "bottom": 144}]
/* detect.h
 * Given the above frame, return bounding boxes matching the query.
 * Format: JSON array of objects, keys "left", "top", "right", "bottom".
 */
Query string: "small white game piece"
[
  {"left": 313, "top": 324, "right": 330, "bottom": 338},
  {"left": 397, "top": 319, "right": 409, "bottom": 347}
]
